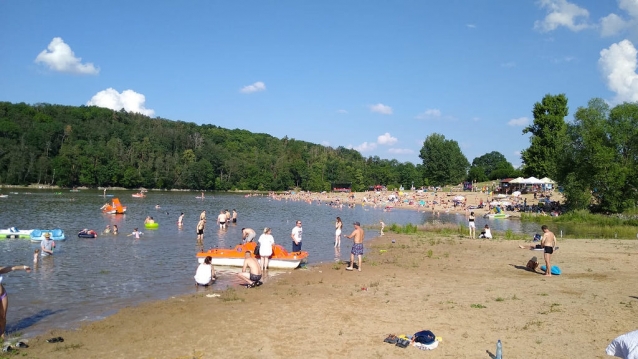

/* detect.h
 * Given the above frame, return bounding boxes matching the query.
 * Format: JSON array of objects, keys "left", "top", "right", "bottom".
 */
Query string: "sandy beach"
[{"left": 18, "top": 229, "right": 638, "bottom": 359}]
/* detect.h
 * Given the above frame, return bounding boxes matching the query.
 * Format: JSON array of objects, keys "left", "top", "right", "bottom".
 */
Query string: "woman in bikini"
[
  {"left": 0, "top": 264, "right": 31, "bottom": 339},
  {"left": 335, "top": 217, "right": 343, "bottom": 248}
]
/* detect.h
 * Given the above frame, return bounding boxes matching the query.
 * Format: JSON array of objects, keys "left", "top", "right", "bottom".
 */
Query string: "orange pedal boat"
[
  {"left": 101, "top": 198, "right": 127, "bottom": 214},
  {"left": 196, "top": 242, "right": 308, "bottom": 269}
]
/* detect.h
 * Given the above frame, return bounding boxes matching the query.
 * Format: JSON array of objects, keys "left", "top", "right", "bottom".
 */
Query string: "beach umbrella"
[{"left": 512, "top": 191, "right": 521, "bottom": 196}]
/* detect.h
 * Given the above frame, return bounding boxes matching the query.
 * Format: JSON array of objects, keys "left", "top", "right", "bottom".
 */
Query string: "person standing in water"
[
  {"left": 291, "top": 220, "right": 303, "bottom": 252},
  {"left": 196, "top": 217, "right": 206, "bottom": 248},
  {"left": 334, "top": 217, "right": 343, "bottom": 248},
  {"left": 178, "top": 212, "right": 185, "bottom": 228}
]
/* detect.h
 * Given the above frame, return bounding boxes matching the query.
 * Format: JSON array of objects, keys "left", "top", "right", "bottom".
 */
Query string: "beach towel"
[{"left": 607, "top": 329, "right": 638, "bottom": 359}]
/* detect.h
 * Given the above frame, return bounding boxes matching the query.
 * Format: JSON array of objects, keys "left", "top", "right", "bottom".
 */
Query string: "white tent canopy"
[
  {"left": 509, "top": 177, "right": 524, "bottom": 184},
  {"left": 540, "top": 177, "right": 556, "bottom": 184}
]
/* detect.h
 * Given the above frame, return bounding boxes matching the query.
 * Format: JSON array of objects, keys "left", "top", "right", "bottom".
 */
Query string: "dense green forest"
[{"left": 0, "top": 102, "right": 428, "bottom": 191}]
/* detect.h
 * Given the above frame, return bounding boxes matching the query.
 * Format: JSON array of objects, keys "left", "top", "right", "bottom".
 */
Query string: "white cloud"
[
  {"left": 514, "top": 151, "right": 522, "bottom": 156},
  {"left": 377, "top": 132, "right": 398, "bottom": 145},
  {"left": 599, "top": 39, "right": 638, "bottom": 103},
  {"left": 87, "top": 88, "right": 155, "bottom": 116},
  {"left": 466, "top": 24, "right": 477, "bottom": 28},
  {"left": 369, "top": 103, "right": 393, "bottom": 115},
  {"left": 601, "top": 13, "right": 630, "bottom": 37},
  {"left": 349, "top": 142, "right": 377, "bottom": 153},
  {"left": 508, "top": 117, "right": 530, "bottom": 126},
  {"left": 415, "top": 108, "right": 441, "bottom": 120},
  {"left": 600, "top": 0, "right": 638, "bottom": 37},
  {"left": 34, "top": 37, "right": 99, "bottom": 75},
  {"left": 336, "top": 109, "right": 348, "bottom": 114},
  {"left": 534, "top": 0, "right": 590, "bottom": 32},
  {"left": 388, "top": 148, "right": 414, "bottom": 154},
  {"left": 240, "top": 81, "right": 266, "bottom": 94},
  {"left": 322, "top": 141, "right": 331, "bottom": 146}
]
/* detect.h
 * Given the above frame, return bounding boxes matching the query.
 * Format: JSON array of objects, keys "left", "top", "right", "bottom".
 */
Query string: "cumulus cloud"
[
  {"left": 34, "top": 37, "right": 99, "bottom": 75},
  {"left": 240, "top": 81, "right": 266, "bottom": 94},
  {"left": 601, "top": 13, "right": 630, "bottom": 37},
  {"left": 415, "top": 108, "right": 442, "bottom": 120},
  {"left": 599, "top": 39, "right": 638, "bottom": 103},
  {"left": 349, "top": 142, "right": 377, "bottom": 152},
  {"left": 534, "top": 0, "right": 590, "bottom": 32},
  {"left": 508, "top": 117, "right": 530, "bottom": 126},
  {"left": 600, "top": 0, "right": 638, "bottom": 37},
  {"left": 369, "top": 103, "right": 393, "bottom": 115},
  {"left": 388, "top": 148, "right": 414, "bottom": 154},
  {"left": 87, "top": 88, "right": 155, "bottom": 116},
  {"left": 377, "top": 132, "right": 398, "bottom": 146},
  {"left": 336, "top": 109, "right": 348, "bottom": 114}
]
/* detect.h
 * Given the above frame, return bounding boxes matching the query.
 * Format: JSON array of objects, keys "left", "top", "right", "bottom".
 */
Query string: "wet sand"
[{"left": 19, "top": 231, "right": 638, "bottom": 359}]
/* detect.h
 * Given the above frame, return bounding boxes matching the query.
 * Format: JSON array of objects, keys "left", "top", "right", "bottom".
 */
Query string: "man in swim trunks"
[
  {"left": 217, "top": 210, "right": 227, "bottom": 229},
  {"left": 232, "top": 209, "right": 238, "bottom": 223},
  {"left": 237, "top": 251, "right": 263, "bottom": 288},
  {"left": 540, "top": 225, "right": 557, "bottom": 276},
  {"left": 196, "top": 218, "right": 206, "bottom": 248},
  {"left": 242, "top": 228, "right": 256, "bottom": 244},
  {"left": 345, "top": 222, "right": 365, "bottom": 272}
]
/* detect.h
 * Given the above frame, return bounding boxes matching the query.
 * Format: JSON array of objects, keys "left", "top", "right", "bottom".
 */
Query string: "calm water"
[{"left": 0, "top": 190, "right": 539, "bottom": 337}]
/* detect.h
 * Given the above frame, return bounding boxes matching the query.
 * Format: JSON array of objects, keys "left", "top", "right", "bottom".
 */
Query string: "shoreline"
[{"left": 20, "top": 233, "right": 638, "bottom": 358}]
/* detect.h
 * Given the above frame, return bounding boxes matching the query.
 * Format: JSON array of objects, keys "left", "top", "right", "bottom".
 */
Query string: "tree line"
[{"left": 0, "top": 102, "right": 431, "bottom": 191}]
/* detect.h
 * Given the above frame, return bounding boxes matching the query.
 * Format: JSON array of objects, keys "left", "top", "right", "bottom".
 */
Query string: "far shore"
[{"left": 18, "top": 232, "right": 636, "bottom": 358}]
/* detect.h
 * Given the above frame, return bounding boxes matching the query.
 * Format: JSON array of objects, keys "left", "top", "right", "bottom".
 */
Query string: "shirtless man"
[
  {"left": 540, "top": 225, "right": 557, "bottom": 276},
  {"left": 217, "top": 210, "right": 227, "bottom": 229},
  {"left": 237, "top": 251, "right": 263, "bottom": 288},
  {"left": 345, "top": 221, "right": 365, "bottom": 272},
  {"left": 196, "top": 218, "right": 206, "bottom": 248},
  {"left": 242, "top": 228, "right": 256, "bottom": 244}
]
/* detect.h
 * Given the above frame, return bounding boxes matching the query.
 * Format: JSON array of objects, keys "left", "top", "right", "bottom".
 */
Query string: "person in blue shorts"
[{"left": 345, "top": 222, "right": 365, "bottom": 272}]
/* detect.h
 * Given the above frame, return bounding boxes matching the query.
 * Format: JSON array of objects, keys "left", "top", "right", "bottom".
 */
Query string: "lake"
[{"left": 0, "top": 190, "right": 540, "bottom": 337}]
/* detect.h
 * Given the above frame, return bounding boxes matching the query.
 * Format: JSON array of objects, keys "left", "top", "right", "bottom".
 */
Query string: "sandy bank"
[{"left": 20, "top": 232, "right": 635, "bottom": 358}]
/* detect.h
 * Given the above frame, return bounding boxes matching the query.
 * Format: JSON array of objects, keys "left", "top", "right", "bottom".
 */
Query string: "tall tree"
[
  {"left": 470, "top": 151, "right": 511, "bottom": 179},
  {"left": 520, "top": 94, "right": 568, "bottom": 179},
  {"left": 419, "top": 133, "right": 469, "bottom": 186},
  {"left": 558, "top": 98, "right": 638, "bottom": 213}
]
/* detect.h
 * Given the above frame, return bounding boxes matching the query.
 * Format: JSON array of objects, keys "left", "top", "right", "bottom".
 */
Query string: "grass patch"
[
  {"left": 53, "top": 343, "right": 84, "bottom": 351},
  {"left": 522, "top": 210, "right": 638, "bottom": 239},
  {"left": 221, "top": 288, "right": 244, "bottom": 302},
  {"left": 522, "top": 320, "right": 543, "bottom": 330},
  {"left": 495, "top": 297, "right": 505, "bottom": 302},
  {"left": 470, "top": 303, "right": 486, "bottom": 309}
]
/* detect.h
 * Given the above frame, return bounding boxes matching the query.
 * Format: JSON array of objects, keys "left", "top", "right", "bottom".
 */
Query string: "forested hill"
[{"left": 0, "top": 102, "right": 423, "bottom": 191}]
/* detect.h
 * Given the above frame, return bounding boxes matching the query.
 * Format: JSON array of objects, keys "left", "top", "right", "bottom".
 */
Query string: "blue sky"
[{"left": 2, "top": 1, "right": 638, "bottom": 168}]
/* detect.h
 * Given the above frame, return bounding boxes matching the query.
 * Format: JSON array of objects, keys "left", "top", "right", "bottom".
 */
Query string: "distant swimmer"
[
  {"left": 232, "top": 209, "right": 238, "bottom": 224},
  {"left": 178, "top": 212, "right": 185, "bottom": 227},
  {"left": 155, "top": 204, "right": 161, "bottom": 209}
]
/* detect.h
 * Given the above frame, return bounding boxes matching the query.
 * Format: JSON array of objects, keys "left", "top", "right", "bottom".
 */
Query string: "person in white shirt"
[
  {"left": 291, "top": 220, "right": 303, "bottom": 252},
  {"left": 194, "top": 256, "right": 216, "bottom": 286},
  {"left": 258, "top": 227, "right": 275, "bottom": 271}
]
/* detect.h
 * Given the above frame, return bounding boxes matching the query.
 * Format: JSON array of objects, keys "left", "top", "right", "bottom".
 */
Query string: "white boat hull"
[{"left": 199, "top": 257, "right": 303, "bottom": 269}]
